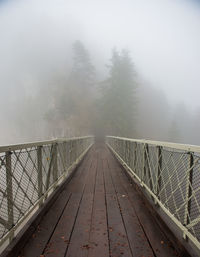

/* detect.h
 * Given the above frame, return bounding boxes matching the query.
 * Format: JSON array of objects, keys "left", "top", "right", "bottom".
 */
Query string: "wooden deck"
[{"left": 19, "top": 144, "right": 181, "bottom": 257}]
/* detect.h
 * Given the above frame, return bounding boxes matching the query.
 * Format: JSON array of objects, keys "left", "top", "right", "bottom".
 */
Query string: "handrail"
[
  {"left": 0, "top": 136, "right": 94, "bottom": 252},
  {"left": 107, "top": 135, "right": 200, "bottom": 153},
  {"left": 0, "top": 136, "right": 93, "bottom": 153},
  {"left": 106, "top": 136, "right": 200, "bottom": 254}
]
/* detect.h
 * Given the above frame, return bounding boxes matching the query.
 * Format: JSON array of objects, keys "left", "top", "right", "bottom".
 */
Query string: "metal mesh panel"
[
  {"left": 0, "top": 153, "right": 8, "bottom": 239},
  {"left": 42, "top": 145, "right": 52, "bottom": 191},
  {"left": 159, "top": 149, "right": 188, "bottom": 224},
  {"left": 106, "top": 136, "right": 200, "bottom": 250},
  {"left": 190, "top": 155, "right": 200, "bottom": 221},
  {"left": 0, "top": 137, "right": 93, "bottom": 246},
  {"left": 135, "top": 143, "right": 143, "bottom": 178},
  {"left": 146, "top": 145, "right": 158, "bottom": 194},
  {"left": 11, "top": 148, "right": 38, "bottom": 225}
]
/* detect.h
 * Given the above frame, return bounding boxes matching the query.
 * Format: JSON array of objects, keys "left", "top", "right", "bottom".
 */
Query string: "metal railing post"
[
  {"left": 37, "top": 146, "right": 43, "bottom": 206},
  {"left": 133, "top": 142, "right": 137, "bottom": 172},
  {"left": 145, "top": 144, "right": 153, "bottom": 191},
  {"left": 6, "top": 151, "right": 14, "bottom": 242},
  {"left": 65, "top": 141, "right": 69, "bottom": 169},
  {"left": 63, "top": 141, "right": 67, "bottom": 171},
  {"left": 183, "top": 152, "right": 194, "bottom": 239},
  {"left": 142, "top": 143, "right": 146, "bottom": 185},
  {"left": 105, "top": 136, "right": 200, "bottom": 251},
  {"left": 70, "top": 141, "right": 72, "bottom": 166},
  {"left": 75, "top": 140, "right": 77, "bottom": 161},
  {"left": 53, "top": 143, "right": 58, "bottom": 188},
  {"left": 0, "top": 136, "right": 93, "bottom": 249},
  {"left": 156, "top": 146, "right": 162, "bottom": 200}
]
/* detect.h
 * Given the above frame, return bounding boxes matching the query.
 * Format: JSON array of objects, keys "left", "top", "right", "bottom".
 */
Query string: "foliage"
[
  {"left": 44, "top": 44, "right": 137, "bottom": 139},
  {"left": 45, "top": 41, "right": 96, "bottom": 137},
  {"left": 100, "top": 49, "right": 137, "bottom": 137}
]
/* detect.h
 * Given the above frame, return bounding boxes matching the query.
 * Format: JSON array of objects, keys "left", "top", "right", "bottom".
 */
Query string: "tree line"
[
  {"left": 44, "top": 40, "right": 138, "bottom": 139},
  {"left": 3, "top": 40, "right": 199, "bottom": 145}
]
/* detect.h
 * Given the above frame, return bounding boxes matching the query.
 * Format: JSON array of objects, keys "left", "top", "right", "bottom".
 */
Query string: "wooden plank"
[
  {"left": 87, "top": 155, "right": 109, "bottom": 257},
  {"left": 102, "top": 156, "right": 115, "bottom": 195},
  {"left": 43, "top": 156, "right": 94, "bottom": 256},
  {"left": 108, "top": 162, "right": 154, "bottom": 256},
  {"left": 110, "top": 148, "right": 181, "bottom": 257},
  {"left": 104, "top": 152, "right": 133, "bottom": 257},
  {"left": 65, "top": 151, "right": 98, "bottom": 257},
  {"left": 19, "top": 150, "right": 93, "bottom": 257},
  {"left": 20, "top": 191, "right": 71, "bottom": 257},
  {"left": 14, "top": 145, "right": 183, "bottom": 257},
  {"left": 43, "top": 194, "right": 84, "bottom": 256}
]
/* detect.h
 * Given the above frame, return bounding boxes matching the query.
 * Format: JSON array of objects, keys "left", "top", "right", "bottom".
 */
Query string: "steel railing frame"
[
  {"left": 0, "top": 136, "right": 94, "bottom": 251},
  {"left": 106, "top": 136, "right": 200, "bottom": 254}
]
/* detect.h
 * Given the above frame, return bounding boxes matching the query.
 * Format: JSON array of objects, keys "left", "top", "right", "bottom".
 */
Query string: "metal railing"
[
  {"left": 0, "top": 136, "right": 93, "bottom": 250},
  {"left": 106, "top": 136, "right": 200, "bottom": 253}
]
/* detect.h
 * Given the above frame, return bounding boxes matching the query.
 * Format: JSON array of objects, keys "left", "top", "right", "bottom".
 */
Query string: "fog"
[{"left": 0, "top": 0, "right": 200, "bottom": 145}]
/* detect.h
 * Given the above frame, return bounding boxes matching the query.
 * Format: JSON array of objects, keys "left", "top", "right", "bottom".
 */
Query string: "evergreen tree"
[
  {"left": 59, "top": 41, "right": 95, "bottom": 119},
  {"left": 101, "top": 49, "right": 137, "bottom": 137},
  {"left": 70, "top": 40, "right": 95, "bottom": 90},
  {"left": 45, "top": 41, "right": 96, "bottom": 137},
  {"left": 67, "top": 41, "right": 96, "bottom": 135}
]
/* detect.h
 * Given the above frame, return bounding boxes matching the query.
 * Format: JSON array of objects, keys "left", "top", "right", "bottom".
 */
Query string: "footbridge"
[{"left": 0, "top": 136, "right": 200, "bottom": 257}]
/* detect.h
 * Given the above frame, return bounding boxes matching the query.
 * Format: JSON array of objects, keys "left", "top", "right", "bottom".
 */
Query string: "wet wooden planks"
[{"left": 18, "top": 144, "right": 180, "bottom": 257}]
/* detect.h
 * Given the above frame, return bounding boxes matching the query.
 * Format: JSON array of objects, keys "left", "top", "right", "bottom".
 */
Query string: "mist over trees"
[
  {"left": 0, "top": 0, "right": 200, "bottom": 146},
  {"left": 43, "top": 44, "right": 138, "bottom": 140},
  {"left": 0, "top": 39, "right": 199, "bottom": 146},
  {"left": 44, "top": 40, "right": 96, "bottom": 137},
  {"left": 100, "top": 49, "right": 137, "bottom": 137}
]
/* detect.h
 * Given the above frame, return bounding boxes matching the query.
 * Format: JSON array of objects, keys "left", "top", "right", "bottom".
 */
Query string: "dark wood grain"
[
  {"left": 14, "top": 143, "right": 184, "bottom": 257},
  {"left": 65, "top": 151, "right": 97, "bottom": 257},
  {"left": 43, "top": 155, "right": 93, "bottom": 256},
  {"left": 103, "top": 153, "right": 133, "bottom": 257},
  {"left": 87, "top": 151, "right": 109, "bottom": 257}
]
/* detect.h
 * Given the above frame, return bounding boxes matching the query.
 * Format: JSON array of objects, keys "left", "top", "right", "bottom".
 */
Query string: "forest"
[
  {"left": 0, "top": 39, "right": 199, "bottom": 146},
  {"left": 0, "top": 0, "right": 200, "bottom": 145}
]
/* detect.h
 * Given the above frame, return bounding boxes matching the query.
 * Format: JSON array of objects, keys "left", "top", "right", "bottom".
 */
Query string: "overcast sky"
[{"left": 0, "top": 0, "right": 200, "bottom": 110}]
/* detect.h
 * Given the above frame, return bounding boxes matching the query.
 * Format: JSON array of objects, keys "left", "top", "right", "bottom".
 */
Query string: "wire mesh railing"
[
  {"left": 0, "top": 136, "right": 93, "bottom": 249},
  {"left": 106, "top": 136, "right": 200, "bottom": 252}
]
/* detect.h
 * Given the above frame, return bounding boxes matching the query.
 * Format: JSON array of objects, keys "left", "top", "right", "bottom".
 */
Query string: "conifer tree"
[
  {"left": 102, "top": 49, "right": 137, "bottom": 137},
  {"left": 45, "top": 41, "right": 96, "bottom": 137},
  {"left": 70, "top": 40, "right": 95, "bottom": 90}
]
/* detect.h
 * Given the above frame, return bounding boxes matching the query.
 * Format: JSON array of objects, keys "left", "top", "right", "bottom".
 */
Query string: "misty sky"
[{"left": 0, "top": 0, "right": 200, "bottom": 110}]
